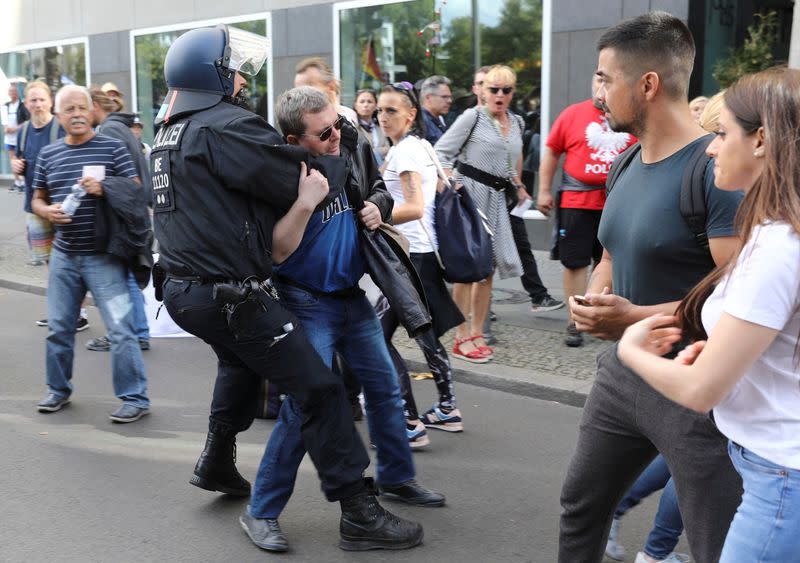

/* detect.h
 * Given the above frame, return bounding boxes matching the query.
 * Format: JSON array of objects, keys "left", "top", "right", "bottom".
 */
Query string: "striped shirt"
[{"left": 33, "top": 135, "right": 136, "bottom": 254}]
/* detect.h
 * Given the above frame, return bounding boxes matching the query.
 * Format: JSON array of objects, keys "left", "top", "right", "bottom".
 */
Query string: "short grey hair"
[
  {"left": 276, "top": 86, "right": 332, "bottom": 137},
  {"left": 420, "top": 75, "right": 451, "bottom": 99},
  {"left": 54, "top": 85, "right": 92, "bottom": 113}
]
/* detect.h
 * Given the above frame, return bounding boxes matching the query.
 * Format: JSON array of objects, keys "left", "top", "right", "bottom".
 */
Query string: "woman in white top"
[
  {"left": 617, "top": 67, "right": 800, "bottom": 562},
  {"left": 376, "top": 81, "right": 465, "bottom": 445}
]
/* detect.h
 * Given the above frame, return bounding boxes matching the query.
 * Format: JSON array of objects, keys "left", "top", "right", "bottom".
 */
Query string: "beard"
[{"left": 604, "top": 95, "right": 646, "bottom": 137}]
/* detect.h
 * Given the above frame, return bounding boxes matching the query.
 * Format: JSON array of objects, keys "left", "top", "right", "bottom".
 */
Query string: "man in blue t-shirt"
[
  {"left": 239, "top": 87, "right": 444, "bottom": 552},
  {"left": 30, "top": 85, "right": 150, "bottom": 423},
  {"left": 10, "top": 81, "right": 66, "bottom": 266}
]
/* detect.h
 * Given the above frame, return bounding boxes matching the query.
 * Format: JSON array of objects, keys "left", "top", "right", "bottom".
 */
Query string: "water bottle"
[{"left": 61, "top": 183, "right": 86, "bottom": 216}]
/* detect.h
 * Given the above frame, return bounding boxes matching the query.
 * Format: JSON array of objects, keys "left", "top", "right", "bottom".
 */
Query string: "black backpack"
[{"left": 605, "top": 134, "right": 714, "bottom": 252}]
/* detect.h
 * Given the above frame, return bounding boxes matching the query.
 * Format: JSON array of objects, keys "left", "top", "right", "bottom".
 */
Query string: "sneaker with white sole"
[
  {"left": 37, "top": 393, "right": 71, "bottom": 413},
  {"left": 75, "top": 317, "right": 90, "bottom": 332},
  {"left": 605, "top": 517, "right": 625, "bottom": 561},
  {"left": 406, "top": 420, "right": 430, "bottom": 449},
  {"left": 420, "top": 405, "right": 463, "bottom": 432},
  {"left": 109, "top": 404, "right": 150, "bottom": 423},
  {"left": 634, "top": 552, "right": 691, "bottom": 563},
  {"left": 530, "top": 295, "right": 565, "bottom": 313}
]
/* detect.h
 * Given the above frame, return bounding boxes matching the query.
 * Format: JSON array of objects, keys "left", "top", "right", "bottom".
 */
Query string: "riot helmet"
[{"left": 156, "top": 24, "right": 269, "bottom": 124}]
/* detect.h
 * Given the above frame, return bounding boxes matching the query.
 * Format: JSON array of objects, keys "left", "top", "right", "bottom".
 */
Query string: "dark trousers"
[
  {"left": 380, "top": 308, "right": 456, "bottom": 420},
  {"left": 163, "top": 279, "right": 369, "bottom": 501},
  {"left": 559, "top": 347, "right": 742, "bottom": 563},
  {"left": 509, "top": 214, "right": 548, "bottom": 302}
]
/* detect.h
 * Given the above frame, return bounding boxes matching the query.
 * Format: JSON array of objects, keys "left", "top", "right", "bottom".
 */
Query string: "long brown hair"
[
  {"left": 89, "top": 86, "right": 123, "bottom": 114},
  {"left": 678, "top": 67, "right": 800, "bottom": 340}
]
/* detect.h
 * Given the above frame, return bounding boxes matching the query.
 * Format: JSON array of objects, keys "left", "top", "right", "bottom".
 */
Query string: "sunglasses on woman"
[
  {"left": 302, "top": 115, "right": 345, "bottom": 141},
  {"left": 388, "top": 81, "right": 419, "bottom": 104},
  {"left": 488, "top": 86, "right": 514, "bottom": 95}
]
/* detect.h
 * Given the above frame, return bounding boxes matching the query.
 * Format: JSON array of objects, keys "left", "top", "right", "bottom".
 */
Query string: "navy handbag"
[{"left": 433, "top": 184, "right": 494, "bottom": 283}]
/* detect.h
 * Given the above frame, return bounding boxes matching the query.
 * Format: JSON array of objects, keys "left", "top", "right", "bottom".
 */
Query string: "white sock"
[{"left": 80, "top": 308, "right": 87, "bottom": 319}]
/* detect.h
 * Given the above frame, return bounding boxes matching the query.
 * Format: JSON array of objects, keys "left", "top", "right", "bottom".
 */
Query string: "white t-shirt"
[
  {"left": 3, "top": 100, "right": 20, "bottom": 146},
  {"left": 701, "top": 221, "right": 800, "bottom": 469},
  {"left": 382, "top": 135, "right": 438, "bottom": 253}
]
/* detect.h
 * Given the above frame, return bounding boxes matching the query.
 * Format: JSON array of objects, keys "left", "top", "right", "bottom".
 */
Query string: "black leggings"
[{"left": 379, "top": 303, "right": 456, "bottom": 420}]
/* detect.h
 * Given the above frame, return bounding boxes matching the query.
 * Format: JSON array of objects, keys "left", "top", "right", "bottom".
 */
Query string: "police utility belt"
[{"left": 163, "top": 272, "right": 292, "bottom": 345}]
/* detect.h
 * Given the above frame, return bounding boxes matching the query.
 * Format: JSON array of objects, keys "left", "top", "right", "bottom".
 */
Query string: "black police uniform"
[{"left": 152, "top": 101, "right": 369, "bottom": 502}]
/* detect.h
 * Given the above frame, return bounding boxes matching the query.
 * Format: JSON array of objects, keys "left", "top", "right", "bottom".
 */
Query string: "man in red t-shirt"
[{"left": 537, "top": 76, "right": 635, "bottom": 346}]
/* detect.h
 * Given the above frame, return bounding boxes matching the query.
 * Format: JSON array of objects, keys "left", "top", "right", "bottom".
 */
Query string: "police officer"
[{"left": 152, "top": 25, "right": 423, "bottom": 551}]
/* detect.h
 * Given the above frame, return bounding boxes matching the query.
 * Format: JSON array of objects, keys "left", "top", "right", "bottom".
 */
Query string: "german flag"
[{"left": 361, "top": 36, "right": 383, "bottom": 82}]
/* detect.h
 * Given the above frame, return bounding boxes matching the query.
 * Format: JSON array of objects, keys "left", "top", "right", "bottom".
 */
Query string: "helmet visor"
[{"left": 227, "top": 26, "right": 269, "bottom": 76}]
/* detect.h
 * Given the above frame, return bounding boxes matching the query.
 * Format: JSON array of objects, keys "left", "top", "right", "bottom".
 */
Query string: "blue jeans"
[
  {"left": 720, "top": 442, "right": 800, "bottom": 562},
  {"left": 250, "top": 284, "right": 414, "bottom": 519},
  {"left": 126, "top": 271, "right": 149, "bottom": 341},
  {"left": 46, "top": 249, "right": 149, "bottom": 408},
  {"left": 616, "top": 454, "right": 683, "bottom": 559}
]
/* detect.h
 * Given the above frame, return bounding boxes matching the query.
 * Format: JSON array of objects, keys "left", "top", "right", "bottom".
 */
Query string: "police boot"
[
  {"left": 339, "top": 481, "right": 424, "bottom": 551},
  {"left": 190, "top": 430, "right": 251, "bottom": 497}
]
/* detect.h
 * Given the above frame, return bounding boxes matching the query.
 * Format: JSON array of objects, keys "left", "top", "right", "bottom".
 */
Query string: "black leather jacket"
[
  {"left": 339, "top": 120, "right": 392, "bottom": 221},
  {"left": 340, "top": 121, "right": 432, "bottom": 337}
]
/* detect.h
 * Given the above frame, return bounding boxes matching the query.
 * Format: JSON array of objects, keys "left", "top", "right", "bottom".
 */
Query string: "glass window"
[
  {"left": 0, "top": 41, "right": 87, "bottom": 175},
  {"left": 132, "top": 18, "right": 270, "bottom": 146},
  {"left": 337, "top": 0, "right": 542, "bottom": 117}
]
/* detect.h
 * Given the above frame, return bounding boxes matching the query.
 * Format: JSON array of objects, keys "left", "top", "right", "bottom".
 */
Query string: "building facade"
[{"left": 1, "top": 0, "right": 794, "bottom": 177}]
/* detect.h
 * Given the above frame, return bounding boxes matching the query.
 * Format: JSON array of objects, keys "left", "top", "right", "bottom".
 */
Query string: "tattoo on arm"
[{"left": 400, "top": 173, "right": 417, "bottom": 200}]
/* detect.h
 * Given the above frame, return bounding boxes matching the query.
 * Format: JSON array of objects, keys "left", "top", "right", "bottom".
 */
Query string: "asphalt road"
[{"left": 0, "top": 288, "right": 671, "bottom": 563}]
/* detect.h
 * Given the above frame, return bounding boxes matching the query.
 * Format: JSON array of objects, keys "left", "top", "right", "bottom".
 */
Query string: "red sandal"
[
  {"left": 452, "top": 337, "right": 490, "bottom": 364},
  {"left": 468, "top": 335, "right": 493, "bottom": 358}
]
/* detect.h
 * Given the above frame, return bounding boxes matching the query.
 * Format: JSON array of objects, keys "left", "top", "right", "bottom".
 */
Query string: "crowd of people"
[{"left": 4, "top": 8, "right": 799, "bottom": 561}]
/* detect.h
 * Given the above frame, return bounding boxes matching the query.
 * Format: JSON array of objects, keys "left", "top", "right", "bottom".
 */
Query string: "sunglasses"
[
  {"left": 388, "top": 81, "right": 419, "bottom": 104},
  {"left": 302, "top": 115, "right": 344, "bottom": 141},
  {"left": 488, "top": 86, "right": 514, "bottom": 95}
]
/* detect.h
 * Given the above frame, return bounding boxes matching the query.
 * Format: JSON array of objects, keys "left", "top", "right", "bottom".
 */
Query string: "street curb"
[
  {"left": 0, "top": 277, "right": 47, "bottom": 297},
  {"left": 404, "top": 359, "right": 587, "bottom": 409}
]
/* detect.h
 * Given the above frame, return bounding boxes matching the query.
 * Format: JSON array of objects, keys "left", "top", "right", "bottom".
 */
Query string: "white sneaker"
[
  {"left": 605, "top": 518, "right": 625, "bottom": 561},
  {"left": 634, "top": 552, "right": 690, "bottom": 563}
]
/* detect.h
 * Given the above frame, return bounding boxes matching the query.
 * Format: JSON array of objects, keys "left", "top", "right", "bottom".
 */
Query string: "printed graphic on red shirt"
[{"left": 546, "top": 99, "right": 635, "bottom": 210}]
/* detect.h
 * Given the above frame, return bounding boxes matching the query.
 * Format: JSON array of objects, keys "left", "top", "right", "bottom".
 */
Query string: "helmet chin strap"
[{"left": 223, "top": 87, "right": 249, "bottom": 108}]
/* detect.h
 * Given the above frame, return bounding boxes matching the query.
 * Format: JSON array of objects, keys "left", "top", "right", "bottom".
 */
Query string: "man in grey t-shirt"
[{"left": 557, "top": 13, "right": 743, "bottom": 563}]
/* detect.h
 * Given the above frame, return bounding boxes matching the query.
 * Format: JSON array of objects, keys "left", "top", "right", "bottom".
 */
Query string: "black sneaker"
[
  {"left": 379, "top": 479, "right": 445, "bottom": 507},
  {"left": 36, "top": 318, "right": 48, "bottom": 327},
  {"left": 139, "top": 338, "right": 150, "bottom": 351},
  {"left": 109, "top": 404, "right": 149, "bottom": 423},
  {"left": 531, "top": 295, "right": 565, "bottom": 313},
  {"left": 86, "top": 335, "right": 111, "bottom": 351},
  {"left": 565, "top": 322, "right": 584, "bottom": 347},
  {"left": 75, "top": 317, "right": 90, "bottom": 332},
  {"left": 240, "top": 507, "right": 289, "bottom": 552},
  {"left": 37, "top": 393, "right": 70, "bottom": 413}
]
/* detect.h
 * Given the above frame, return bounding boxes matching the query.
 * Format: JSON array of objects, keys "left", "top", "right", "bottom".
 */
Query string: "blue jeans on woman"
[
  {"left": 720, "top": 442, "right": 800, "bottom": 562},
  {"left": 249, "top": 284, "right": 414, "bottom": 519},
  {"left": 45, "top": 248, "right": 149, "bottom": 407},
  {"left": 616, "top": 454, "right": 683, "bottom": 560}
]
